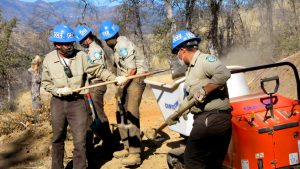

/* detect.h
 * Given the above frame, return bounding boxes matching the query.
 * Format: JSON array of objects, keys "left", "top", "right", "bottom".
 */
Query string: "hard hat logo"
[
  {"left": 102, "top": 30, "right": 110, "bottom": 37},
  {"left": 173, "top": 34, "right": 182, "bottom": 43},
  {"left": 67, "top": 33, "right": 74, "bottom": 38},
  {"left": 54, "top": 32, "right": 63, "bottom": 38},
  {"left": 79, "top": 29, "right": 87, "bottom": 36},
  {"left": 186, "top": 32, "right": 196, "bottom": 38}
]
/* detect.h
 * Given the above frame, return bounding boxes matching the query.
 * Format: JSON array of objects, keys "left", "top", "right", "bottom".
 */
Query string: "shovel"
[
  {"left": 86, "top": 92, "right": 103, "bottom": 136},
  {"left": 143, "top": 97, "right": 196, "bottom": 141}
]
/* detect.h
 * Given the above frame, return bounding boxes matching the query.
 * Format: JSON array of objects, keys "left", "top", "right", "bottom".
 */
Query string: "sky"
[{"left": 19, "top": 0, "right": 119, "bottom": 6}]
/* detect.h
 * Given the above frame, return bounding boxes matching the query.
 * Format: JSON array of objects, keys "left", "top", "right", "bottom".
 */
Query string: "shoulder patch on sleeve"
[
  {"left": 94, "top": 51, "right": 102, "bottom": 60},
  {"left": 206, "top": 55, "right": 217, "bottom": 62},
  {"left": 87, "top": 55, "right": 94, "bottom": 64},
  {"left": 119, "top": 48, "right": 128, "bottom": 58}
]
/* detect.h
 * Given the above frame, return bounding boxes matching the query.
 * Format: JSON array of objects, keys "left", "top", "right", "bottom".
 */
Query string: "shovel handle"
[
  {"left": 155, "top": 97, "right": 196, "bottom": 135},
  {"left": 73, "top": 69, "right": 170, "bottom": 92}
]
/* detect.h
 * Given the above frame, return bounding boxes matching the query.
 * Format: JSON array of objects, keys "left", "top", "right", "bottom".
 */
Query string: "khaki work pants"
[
  {"left": 50, "top": 95, "right": 88, "bottom": 169},
  {"left": 89, "top": 80, "right": 108, "bottom": 122},
  {"left": 117, "top": 77, "right": 145, "bottom": 154}
]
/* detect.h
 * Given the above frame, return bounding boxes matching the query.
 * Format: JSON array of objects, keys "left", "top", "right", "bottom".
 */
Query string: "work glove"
[
  {"left": 56, "top": 87, "right": 73, "bottom": 97},
  {"left": 194, "top": 87, "right": 206, "bottom": 103},
  {"left": 115, "top": 76, "right": 127, "bottom": 86}
]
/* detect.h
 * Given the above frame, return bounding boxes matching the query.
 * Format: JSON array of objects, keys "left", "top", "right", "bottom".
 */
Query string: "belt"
[{"left": 54, "top": 94, "right": 84, "bottom": 101}]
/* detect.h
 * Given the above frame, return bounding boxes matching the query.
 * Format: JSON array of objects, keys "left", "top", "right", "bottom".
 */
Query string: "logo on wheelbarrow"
[{"left": 165, "top": 101, "right": 179, "bottom": 110}]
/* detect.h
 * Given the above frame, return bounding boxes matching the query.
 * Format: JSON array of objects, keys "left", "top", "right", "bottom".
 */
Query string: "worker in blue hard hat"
[
  {"left": 167, "top": 30, "right": 232, "bottom": 169},
  {"left": 98, "top": 20, "right": 148, "bottom": 166},
  {"left": 42, "top": 24, "right": 127, "bottom": 169},
  {"left": 74, "top": 24, "right": 119, "bottom": 164}
]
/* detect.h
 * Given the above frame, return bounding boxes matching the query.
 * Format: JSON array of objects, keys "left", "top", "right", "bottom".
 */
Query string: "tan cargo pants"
[{"left": 117, "top": 77, "right": 145, "bottom": 154}]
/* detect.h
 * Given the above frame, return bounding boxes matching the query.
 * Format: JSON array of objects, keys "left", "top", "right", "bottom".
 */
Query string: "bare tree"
[
  {"left": 118, "top": 0, "right": 150, "bottom": 67},
  {"left": 164, "top": 0, "right": 176, "bottom": 34},
  {"left": 209, "top": 0, "right": 222, "bottom": 56},
  {"left": 185, "top": 0, "right": 197, "bottom": 30}
]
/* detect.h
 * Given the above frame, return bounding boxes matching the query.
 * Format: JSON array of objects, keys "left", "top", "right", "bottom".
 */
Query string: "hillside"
[{"left": 0, "top": 51, "right": 300, "bottom": 168}]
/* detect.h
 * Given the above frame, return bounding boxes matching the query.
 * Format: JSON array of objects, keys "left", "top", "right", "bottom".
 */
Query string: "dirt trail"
[{"left": 0, "top": 86, "right": 182, "bottom": 169}]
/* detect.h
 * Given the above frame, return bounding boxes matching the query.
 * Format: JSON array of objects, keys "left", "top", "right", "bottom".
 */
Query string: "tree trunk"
[
  {"left": 164, "top": 0, "right": 176, "bottom": 34},
  {"left": 6, "top": 78, "right": 11, "bottom": 103},
  {"left": 185, "top": 0, "right": 197, "bottom": 30},
  {"left": 209, "top": 0, "right": 222, "bottom": 56},
  {"left": 289, "top": 0, "right": 298, "bottom": 32},
  {"left": 265, "top": 0, "right": 273, "bottom": 36},
  {"left": 133, "top": 0, "right": 150, "bottom": 68},
  {"left": 28, "top": 55, "right": 42, "bottom": 123}
]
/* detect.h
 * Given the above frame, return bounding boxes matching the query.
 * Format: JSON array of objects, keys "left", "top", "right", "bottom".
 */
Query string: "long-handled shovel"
[
  {"left": 143, "top": 97, "right": 196, "bottom": 142},
  {"left": 86, "top": 92, "right": 102, "bottom": 137},
  {"left": 73, "top": 68, "right": 170, "bottom": 92}
]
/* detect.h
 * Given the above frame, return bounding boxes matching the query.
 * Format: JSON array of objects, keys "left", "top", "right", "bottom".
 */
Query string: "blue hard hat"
[
  {"left": 74, "top": 25, "right": 92, "bottom": 42},
  {"left": 99, "top": 20, "right": 120, "bottom": 40},
  {"left": 172, "top": 30, "right": 201, "bottom": 54},
  {"left": 48, "top": 24, "right": 76, "bottom": 43}
]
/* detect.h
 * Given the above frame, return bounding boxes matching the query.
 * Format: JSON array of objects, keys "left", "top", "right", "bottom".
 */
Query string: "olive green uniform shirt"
[
  {"left": 113, "top": 36, "right": 148, "bottom": 76},
  {"left": 41, "top": 49, "right": 116, "bottom": 96},
  {"left": 185, "top": 50, "right": 231, "bottom": 112}
]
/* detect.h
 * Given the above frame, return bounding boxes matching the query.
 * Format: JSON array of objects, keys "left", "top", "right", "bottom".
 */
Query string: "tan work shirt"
[
  {"left": 86, "top": 41, "right": 107, "bottom": 83},
  {"left": 113, "top": 36, "right": 148, "bottom": 76},
  {"left": 41, "top": 49, "right": 116, "bottom": 96},
  {"left": 185, "top": 50, "right": 231, "bottom": 112}
]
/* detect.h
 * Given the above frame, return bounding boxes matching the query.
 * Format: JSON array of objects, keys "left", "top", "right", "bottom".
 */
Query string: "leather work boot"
[
  {"left": 113, "top": 149, "right": 129, "bottom": 159},
  {"left": 121, "top": 153, "right": 141, "bottom": 166}
]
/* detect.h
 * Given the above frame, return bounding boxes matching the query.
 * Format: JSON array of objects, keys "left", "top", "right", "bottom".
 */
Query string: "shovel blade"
[{"left": 90, "top": 118, "right": 102, "bottom": 137}]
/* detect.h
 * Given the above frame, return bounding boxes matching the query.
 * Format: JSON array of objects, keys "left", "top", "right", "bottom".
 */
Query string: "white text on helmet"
[
  {"left": 173, "top": 34, "right": 182, "bottom": 42},
  {"left": 67, "top": 33, "right": 74, "bottom": 38},
  {"left": 79, "top": 29, "right": 87, "bottom": 36},
  {"left": 186, "top": 32, "right": 195, "bottom": 38},
  {"left": 102, "top": 30, "right": 110, "bottom": 36},
  {"left": 54, "top": 32, "right": 63, "bottom": 38}
]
